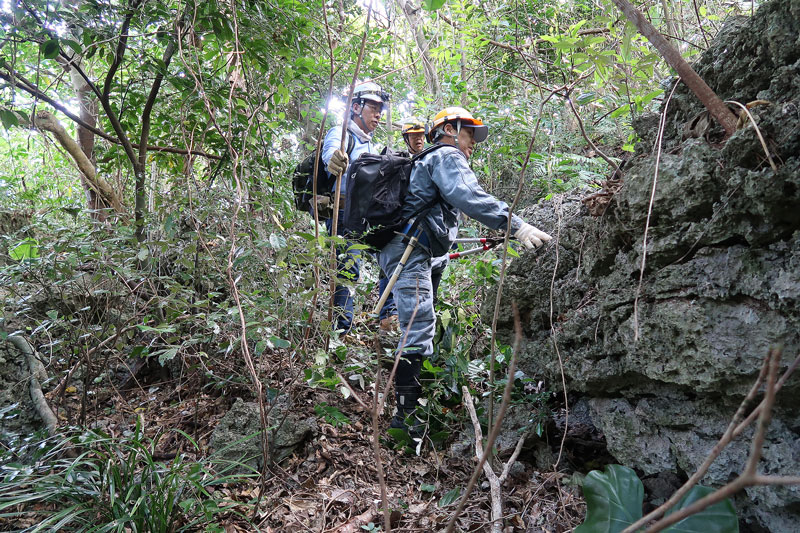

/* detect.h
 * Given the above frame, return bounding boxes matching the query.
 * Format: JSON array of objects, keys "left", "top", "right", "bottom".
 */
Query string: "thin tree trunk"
[
  {"left": 135, "top": 37, "right": 177, "bottom": 242},
  {"left": 610, "top": 0, "right": 737, "bottom": 136},
  {"left": 396, "top": 0, "right": 440, "bottom": 97},
  {"left": 68, "top": 62, "right": 108, "bottom": 216}
]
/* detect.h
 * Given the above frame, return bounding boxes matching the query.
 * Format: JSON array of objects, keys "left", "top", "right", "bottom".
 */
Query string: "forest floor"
[{"left": 33, "top": 326, "right": 585, "bottom": 532}]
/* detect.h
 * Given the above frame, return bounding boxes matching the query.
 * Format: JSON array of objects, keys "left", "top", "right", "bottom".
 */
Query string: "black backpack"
[
  {"left": 341, "top": 144, "right": 446, "bottom": 249},
  {"left": 293, "top": 134, "right": 355, "bottom": 212}
]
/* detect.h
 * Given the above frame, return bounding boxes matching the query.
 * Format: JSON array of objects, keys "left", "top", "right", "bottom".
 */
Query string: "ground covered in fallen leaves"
[{"left": 17, "top": 328, "right": 585, "bottom": 532}]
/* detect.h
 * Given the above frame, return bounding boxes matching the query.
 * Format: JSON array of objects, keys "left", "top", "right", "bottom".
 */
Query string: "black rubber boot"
[{"left": 390, "top": 386, "right": 425, "bottom": 439}]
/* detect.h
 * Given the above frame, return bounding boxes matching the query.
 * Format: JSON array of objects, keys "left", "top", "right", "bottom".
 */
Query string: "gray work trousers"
[{"left": 377, "top": 233, "right": 435, "bottom": 388}]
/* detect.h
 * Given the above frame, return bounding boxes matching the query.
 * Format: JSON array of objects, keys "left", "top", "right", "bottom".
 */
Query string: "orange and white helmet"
[
  {"left": 401, "top": 120, "right": 426, "bottom": 135},
  {"left": 427, "top": 106, "right": 488, "bottom": 143}
]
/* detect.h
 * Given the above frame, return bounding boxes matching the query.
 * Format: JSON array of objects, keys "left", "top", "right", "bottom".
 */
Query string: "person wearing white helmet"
[
  {"left": 320, "top": 81, "right": 394, "bottom": 334},
  {"left": 377, "top": 106, "right": 552, "bottom": 438}
]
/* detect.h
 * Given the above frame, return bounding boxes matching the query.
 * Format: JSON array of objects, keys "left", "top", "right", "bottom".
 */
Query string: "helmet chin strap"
[
  {"left": 351, "top": 102, "right": 367, "bottom": 131},
  {"left": 441, "top": 120, "right": 462, "bottom": 150}
]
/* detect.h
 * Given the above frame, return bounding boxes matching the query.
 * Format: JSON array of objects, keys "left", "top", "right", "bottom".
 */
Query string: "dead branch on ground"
[
  {"left": 444, "top": 303, "right": 523, "bottom": 533},
  {"left": 6, "top": 330, "right": 58, "bottom": 436},
  {"left": 462, "top": 386, "right": 527, "bottom": 533}
]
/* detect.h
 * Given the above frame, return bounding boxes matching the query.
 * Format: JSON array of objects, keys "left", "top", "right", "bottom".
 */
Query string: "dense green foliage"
[{"left": 1, "top": 0, "right": 756, "bottom": 529}]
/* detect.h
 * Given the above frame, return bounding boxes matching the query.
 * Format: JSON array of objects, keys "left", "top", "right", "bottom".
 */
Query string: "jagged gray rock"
[
  {"left": 209, "top": 396, "right": 319, "bottom": 474},
  {"left": 491, "top": 0, "right": 800, "bottom": 530}
]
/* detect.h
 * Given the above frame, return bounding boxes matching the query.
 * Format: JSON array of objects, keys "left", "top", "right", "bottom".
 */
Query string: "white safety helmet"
[{"left": 352, "top": 81, "right": 390, "bottom": 109}]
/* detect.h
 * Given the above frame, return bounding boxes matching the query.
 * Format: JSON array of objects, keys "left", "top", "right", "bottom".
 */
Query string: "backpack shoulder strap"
[
  {"left": 345, "top": 132, "right": 356, "bottom": 155},
  {"left": 403, "top": 143, "right": 452, "bottom": 224},
  {"left": 410, "top": 142, "right": 448, "bottom": 162}
]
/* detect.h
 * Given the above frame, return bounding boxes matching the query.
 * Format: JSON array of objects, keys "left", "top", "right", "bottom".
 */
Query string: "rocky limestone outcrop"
[
  {"left": 209, "top": 397, "right": 319, "bottom": 474},
  {"left": 491, "top": 0, "right": 800, "bottom": 530}
]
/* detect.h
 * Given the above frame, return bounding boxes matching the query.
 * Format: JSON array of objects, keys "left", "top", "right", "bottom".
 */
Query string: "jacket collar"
[{"left": 347, "top": 119, "right": 373, "bottom": 143}]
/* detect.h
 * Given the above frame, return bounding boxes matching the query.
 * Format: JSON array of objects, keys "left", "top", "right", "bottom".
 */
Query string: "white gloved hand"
[
  {"left": 326, "top": 149, "right": 349, "bottom": 176},
  {"left": 514, "top": 222, "right": 552, "bottom": 249}
]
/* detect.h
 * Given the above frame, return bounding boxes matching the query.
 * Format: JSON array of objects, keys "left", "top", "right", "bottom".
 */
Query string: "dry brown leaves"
[
  {"left": 44, "top": 350, "right": 584, "bottom": 532},
  {"left": 582, "top": 176, "right": 624, "bottom": 217}
]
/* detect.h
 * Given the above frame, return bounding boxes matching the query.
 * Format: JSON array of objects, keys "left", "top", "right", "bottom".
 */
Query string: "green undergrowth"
[{"left": 0, "top": 425, "right": 256, "bottom": 532}]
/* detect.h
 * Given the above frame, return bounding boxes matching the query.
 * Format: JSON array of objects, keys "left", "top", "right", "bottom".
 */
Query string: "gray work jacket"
[{"left": 402, "top": 144, "right": 524, "bottom": 257}]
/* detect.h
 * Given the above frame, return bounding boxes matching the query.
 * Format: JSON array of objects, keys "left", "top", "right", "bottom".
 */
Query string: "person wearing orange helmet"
[
  {"left": 377, "top": 106, "right": 552, "bottom": 437},
  {"left": 401, "top": 118, "right": 454, "bottom": 303},
  {"left": 401, "top": 120, "right": 426, "bottom": 155}
]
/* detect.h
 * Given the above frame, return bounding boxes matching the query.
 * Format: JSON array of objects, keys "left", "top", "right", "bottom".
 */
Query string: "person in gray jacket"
[{"left": 377, "top": 106, "right": 552, "bottom": 437}]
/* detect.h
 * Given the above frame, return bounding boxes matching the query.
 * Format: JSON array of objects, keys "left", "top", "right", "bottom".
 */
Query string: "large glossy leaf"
[
  {"left": 422, "top": 0, "right": 446, "bottom": 10},
  {"left": 664, "top": 486, "right": 739, "bottom": 533},
  {"left": 575, "top": 465, "right": 643, "bottom": 533}
]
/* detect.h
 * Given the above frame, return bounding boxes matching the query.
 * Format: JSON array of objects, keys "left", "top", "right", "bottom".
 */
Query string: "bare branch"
[
  {"left": 445, "top": 302, "right": 523, "bottom": 533},
  {"left": 641, "top": 348, "right": 800, "bottom": 533},
  {"left": 623, "top": 349, "right": 771, "bottom": 532},
  {"left": 0, "top": 70, "right": 222, "bottom": 160},
  {"left": 34, "top": 110, "right": 124, "bottom": 214}
]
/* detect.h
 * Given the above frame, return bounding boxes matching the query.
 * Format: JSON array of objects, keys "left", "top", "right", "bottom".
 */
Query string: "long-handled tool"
[
  {"left": 448, "top": 236, "right": 504, "bottom": 259},
  {"left": 372, "top": 234, "right": 506, "bottom": 316},
  {"left": 372, "top": 227, "right": 423, "bottom": 316}
]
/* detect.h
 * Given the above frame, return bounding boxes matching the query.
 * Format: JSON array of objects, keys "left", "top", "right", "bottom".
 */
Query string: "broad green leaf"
[
  {"left": 576, "top": 92, "right": 598, "bottom": 105},
  {"left": 314, "top": 403, "right": 350, "bottom": 427},
  {"left": 136, "top": 324, "right": 177, "bottom": 333},
  {"left": 640, "top": 89, "right": 664, "bottom": 108},
  {"left": 387, "top": 428, "right": 411, "bottom": 445},
  {"left": 610, "top": 106, "right": 631, "bottom": 119},
  {"left": 575, "top": 465, "right": 643, "bottom": 533},
  {"left": 40, "top": 39, "right": 60, "bottom": 59},
  {"left": 0, "top": 109, "right": 19, "bottom": 129},
  {"left": 570, "top": 19, "right": 588, "bottom": 34},
  {"left": 439, "top": 487, "right": 460, "bottom": 507},
  {"left": 422, "top": 0, "right": 446, "bottom": 10},
  {"left": 553, "top": 37, "right": 581, "bottom": 51},
  {"left": 268, "top": 233, "right": 287, "bottom": 249},
  {"left": 10, "top": 239, "right": 39, "bottom": 260},
  {"left": 419, "top": 483, "right": 436, "bottom": 493},
  {"left": 583, "top": 36, "right": 607, "bottom": 47},
  {"left": 268, "top": 336, "right": 290, "bottom": 349},
  {"left": 155, "top": 347, "right": 179, "bottom": 366},
  {"left": 664, "top": 486, "right": 739, "bottom": 533},
  {"left": 62, "top": 39, "right": 83, "bottom": 55}
]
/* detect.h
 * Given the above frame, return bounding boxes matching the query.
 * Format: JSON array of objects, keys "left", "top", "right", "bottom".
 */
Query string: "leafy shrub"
[{"left": 0, "top": 427, "right": 254, "bottom": 532}]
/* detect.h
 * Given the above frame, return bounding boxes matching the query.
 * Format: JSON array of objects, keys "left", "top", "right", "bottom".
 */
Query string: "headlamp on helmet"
[{"left": 351, "top": 81, "right": 390, "bottom": 112}]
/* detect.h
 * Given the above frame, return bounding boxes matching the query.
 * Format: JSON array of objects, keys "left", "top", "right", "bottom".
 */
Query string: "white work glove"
[
  {"left": 514, "top": 222, "right": 552, "bottom": 249},
  {"left": 326, "top": 149, "right": 349, "bottom": 176}
]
